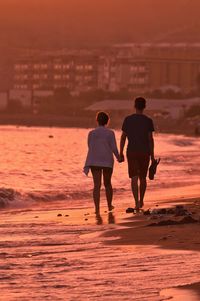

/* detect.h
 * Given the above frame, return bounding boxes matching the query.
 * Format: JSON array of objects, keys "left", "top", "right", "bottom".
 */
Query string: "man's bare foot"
[
  {"left": 135, "top": 201, "right": 140, "bottom": 210},
  {"left": 108, "top": 205, "right": 114, "bottom": 212},
  {"left": 139, "top": 200, "right": 144, "bottom": 208}
]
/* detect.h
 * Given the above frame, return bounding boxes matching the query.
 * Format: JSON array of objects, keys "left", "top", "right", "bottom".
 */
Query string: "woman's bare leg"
[
  {"left": 103, "top": 168, "right": 113, "bottom": 211},
  {"left": 91, "top": 168, "right": 102, "bottom": 214}
]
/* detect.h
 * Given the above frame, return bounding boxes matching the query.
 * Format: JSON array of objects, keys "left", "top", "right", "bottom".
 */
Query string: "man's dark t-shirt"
[{"left": 122, "top": 114, "right": 154, "bottom": 154}]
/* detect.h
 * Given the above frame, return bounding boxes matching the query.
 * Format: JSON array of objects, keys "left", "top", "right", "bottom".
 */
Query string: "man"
[{"left": 119, "top": 97, "right": 155, "bottom": 210}]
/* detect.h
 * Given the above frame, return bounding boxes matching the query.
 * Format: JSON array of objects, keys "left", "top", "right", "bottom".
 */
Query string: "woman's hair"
[{"left": 96, "top": 111, "right": 109, "bottom": 126}]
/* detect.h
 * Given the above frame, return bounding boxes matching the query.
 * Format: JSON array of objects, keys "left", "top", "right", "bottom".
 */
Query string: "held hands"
[{"left": 151, "top": 154, "right": 156, "bottom": 162}]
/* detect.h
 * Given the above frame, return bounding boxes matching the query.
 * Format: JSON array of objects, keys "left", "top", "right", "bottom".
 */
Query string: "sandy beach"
[
  {"left": 0, "top": 126, "right": 200, "bottom": 300},
  {"left": 0, "top": 196, "right": 200, "bottom": 301}
]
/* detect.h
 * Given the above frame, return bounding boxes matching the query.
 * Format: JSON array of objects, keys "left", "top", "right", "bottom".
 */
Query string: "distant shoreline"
[{"left": 0, "top": 113, "right": 197, "bottom": 136}]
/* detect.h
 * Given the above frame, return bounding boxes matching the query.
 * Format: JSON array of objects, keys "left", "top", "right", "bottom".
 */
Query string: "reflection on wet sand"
[
  {"left": 108, "top": 212, "right": 115, "bottom": 224},
  {"left": 95, "top": 212, "right": 116, "bottom": 225},
  {"left": 161, "top": 286, "right": 200, "bottom": 301},
  {"left": 96, "top": 214, "right": 103, "bottom": 225}
]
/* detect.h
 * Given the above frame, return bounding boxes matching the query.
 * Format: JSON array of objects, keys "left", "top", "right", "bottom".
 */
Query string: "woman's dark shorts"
[
  {"left": 90, "top": 166, "right": 113, "bottom": 173},
  {"left": 127, "top": 151, "right": 150, "bottom": 178}
]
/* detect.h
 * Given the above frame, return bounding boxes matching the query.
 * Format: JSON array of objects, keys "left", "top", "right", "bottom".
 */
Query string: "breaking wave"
[
  {"left": 0, "top": 188, "right": 22, "bottom": 209},
  {"left": 0, "top": 187, "right": 126, "bottom": 209},
  {"left": 0, "top": 187, "right": 89, "bottom": 209}
]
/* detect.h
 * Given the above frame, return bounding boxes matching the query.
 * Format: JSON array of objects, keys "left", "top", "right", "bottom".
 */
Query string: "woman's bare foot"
[{"left": 139, "top": 200, "right": 144, "bottom": 208}]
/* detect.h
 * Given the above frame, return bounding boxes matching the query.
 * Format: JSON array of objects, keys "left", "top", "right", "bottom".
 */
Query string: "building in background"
[
  {"left": 33, "top": 90, "right": 54, "bottom": 113},
  {"left": 9, "top": 89, "right": 32, "bottom": 108},
  {"left": 107, "top": 43, "right": 200, "bottom": 95},
  {"left": 98, "top": 56, "right": 148, "bottom": 93},
  {"left": 14, "top": 53, "right": 99, "bottom": 95},
  {"left": 7, "top": 89, "right": 54, "bottom": 112},
  {"left": 13, "top": 44, "right": 200, "bottom": 96}
]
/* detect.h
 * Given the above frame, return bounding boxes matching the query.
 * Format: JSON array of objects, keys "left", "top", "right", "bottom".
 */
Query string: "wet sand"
[
  {"left": 104, "top": 197, "right": 200, "bottom": 300},
  {"left": 160, "top": 282, "right": 200, "bottom": 300},
  {"left": 1, "top": 196, "right": 200, "bottom": 300},
  {"left": 104, "top": 199, "right": 200, "bottom": 252}
]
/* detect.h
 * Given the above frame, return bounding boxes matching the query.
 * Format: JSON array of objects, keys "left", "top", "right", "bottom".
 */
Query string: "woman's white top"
[{"left": 84, "top": 126, "right": 120, "bottom": 175}]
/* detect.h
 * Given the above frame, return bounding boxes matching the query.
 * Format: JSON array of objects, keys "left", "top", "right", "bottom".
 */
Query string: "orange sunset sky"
[{"left": 0, "top": 0, "right": 200, "bottom": 48}]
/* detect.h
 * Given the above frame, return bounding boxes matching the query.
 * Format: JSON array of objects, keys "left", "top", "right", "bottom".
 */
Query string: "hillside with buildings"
[
  {"left": 0, "top": 1, "right": 200, "bottom": 133},
  {"left": 0, "top": 43, "right": 199, "bottom": 136},
  {"left": 0, "top": 43, "right": 200, "bottom": 123},
  {"left": 11, "top": 44, "right": 200, "bottom": 97},
  {"left": 1, "top": 0, "right": 200, "bottom": 90}
]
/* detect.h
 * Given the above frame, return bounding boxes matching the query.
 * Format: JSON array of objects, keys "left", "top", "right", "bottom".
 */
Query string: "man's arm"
[
  {"left": 148, "top": 132, "right": 155, "bottom": 161},
  {"left": 119, "top": 131, "right": 127, "bottom": 161}
]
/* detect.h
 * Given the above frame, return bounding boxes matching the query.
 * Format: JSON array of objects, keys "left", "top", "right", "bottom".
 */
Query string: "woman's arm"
[
  {"left": 87, "top": 131, "right": 92, "bottom": 147},
  {"left": 110, "top": 131, "right": 120, "bottom": 161}
]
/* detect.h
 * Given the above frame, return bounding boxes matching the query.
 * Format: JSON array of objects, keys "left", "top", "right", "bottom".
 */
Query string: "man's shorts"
[{"left": 127, "top": 151, "right": 150, "bottom": 178}]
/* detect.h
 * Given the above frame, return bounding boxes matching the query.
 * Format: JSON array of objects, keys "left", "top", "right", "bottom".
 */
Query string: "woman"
[{"left": 84, "top": 112, "right": 120, "bottom": 215}]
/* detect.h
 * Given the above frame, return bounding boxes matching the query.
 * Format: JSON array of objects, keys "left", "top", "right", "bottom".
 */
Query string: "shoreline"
[{"left": 0, "top": 113, "right": 198, "bottom": 137}]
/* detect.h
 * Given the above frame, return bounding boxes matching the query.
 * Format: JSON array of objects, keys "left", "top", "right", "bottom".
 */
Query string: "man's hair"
[
  {"left": 96, "top": 111, "right": 109, "bottom": 126},
  {"left": 134, "top": 97, "right": 146, "bottom": 110}
]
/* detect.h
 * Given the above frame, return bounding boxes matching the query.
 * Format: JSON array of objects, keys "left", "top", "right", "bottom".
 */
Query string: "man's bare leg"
[
  {"left": 139, "top": 177, "right": 147, "bottom": 208},
  {"left": 131, "top": 176, "right": 139, "bottom": 209},
  {"left": 91, "top": 169, "right": 102, "bottom": 214}
]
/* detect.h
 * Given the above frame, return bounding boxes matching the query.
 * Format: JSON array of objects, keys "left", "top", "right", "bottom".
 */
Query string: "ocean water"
[
  {"left": 0, "top": 126, "right": 200, "bottom": 301},
  {"left": 0, "top": 126, "right": 200, "bottom": 209}
]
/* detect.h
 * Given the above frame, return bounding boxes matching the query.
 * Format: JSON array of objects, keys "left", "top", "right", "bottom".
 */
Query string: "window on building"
[
  {"left": 41, "top": 64, "right": 48, "bottom": 69},
  {"left": 131, "top": 66, "right": 138, "bottom": 72},
  {"left": 33, "top": 84, "right": 40, "bottom": 89},
  {"left": 84, "top": 76, "right": 92, "bottom": 81},
  {"left": 14, "top": 64, "right": 21, "bottom": 70},
  {"left": 85, "top": 65, "right": 93, "bottom": 70},
  {"left": 33, "top": 64, "right": 40, "bottom": 69},
  {"left": 138, "top": 66, "right": 146, "bottom": 72},
  {"left": 33, "top": 74, "right": 40, "bottom": 79},
  {"left": 54, "top": 64, "right": 62, "bottom": 70},
  {"left": 75, "top": 75, "right": 83, "bottom": 81},
  {"left": 76, "top": 65, "right": 84, "bottom": 70},
  {"left": 20, "top": 84, "right": 28, "bottom": 89},
  {"left": 54, "top": 75, "right": 62, "bottom": 80},
  {"left": 42, "top": 74, "right": 48, "bottom": 79},
  {"left": 63, "top": 75, "right": 70, "bottom": 79},
  {"left": 63, "top": 64, "right": 70, "bottom": 69}
]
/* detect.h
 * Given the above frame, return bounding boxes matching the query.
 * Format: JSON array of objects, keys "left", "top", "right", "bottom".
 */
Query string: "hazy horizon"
[
  {"left": 0, "top": 0, "right": 200, "bottom": 90},
  {"left": 0, "top": 0, "right": 200, "bottom": 49}
]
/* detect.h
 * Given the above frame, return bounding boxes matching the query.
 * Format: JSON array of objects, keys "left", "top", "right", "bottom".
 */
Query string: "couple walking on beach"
[{"left": 84, "top": 97, "right": 155, "bottom": 215}]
